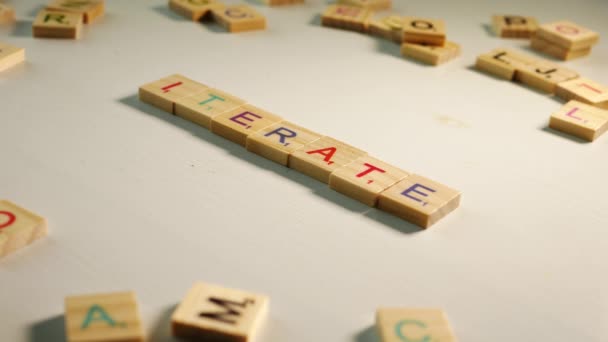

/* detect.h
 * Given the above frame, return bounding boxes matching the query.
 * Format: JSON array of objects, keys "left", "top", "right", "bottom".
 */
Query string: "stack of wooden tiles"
[
  {"left": 0, "top": 42, "right": 25, "bottom": 73},
  {"left": 169, "top": 0, "right": 266, "bottom": 33},
  {"left": 399, "top": 17, "right": 460, "bottom": 66},
  {"left": 33, "top": 0, "right": 105, "bottom": 39},
  {"left": 139, "top": 74, "right": 461, "bottom": 228},
  {"left": 492, "top": 15, "right": 538, "bottom": 38},
  {"left": 531, "top": 21, "right": 599, "bottom": 60},
  {"left": 0, "top": 200, "right": 48, "bottom": 258}
]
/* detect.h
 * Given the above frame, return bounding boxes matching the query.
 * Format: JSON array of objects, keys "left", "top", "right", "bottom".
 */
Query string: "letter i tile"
[
  {"left": 329, "top": 156, "right": 410, "bottom": 206},
  {"left": 376, "top": 308, "right": 457, "bottom": 342},
  {"left": 65, "top": 291, "right": 145, "bottom": 342},
  {"left": 138, "top": 74, "right": 209, "bottom": 114},
  {"left": 175, "top": 88, "right": 246, "bottom": 129},
  {"left": 172, "top": 282, "right": 269, "bottom": 341},
  {"left": 377, "top": 174, "right": 461, "bottom": 228}
]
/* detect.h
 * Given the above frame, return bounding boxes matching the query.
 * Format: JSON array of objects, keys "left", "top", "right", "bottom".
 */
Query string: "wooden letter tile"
[
  {"left": 46, "top": 0, "right": 105, "bottom": 24},
  {"left": 289, "top": 136, "right": 367, "bottom": 183},
  {"left": 0, "top": 200, "right": 47, "bottom": 258},
  {"left": 246, "top": 121, "right": 322, "bottom": 165},
  {"left": 531, "top": 35, "right": 591, "bottom": 60},
  {"left": 401, "top": 41, "right": 460, "bottom": 65},
  {"left": 139, "top": 74, "right": 209, "bottom": 114},
  {"left": 329, "top": 156, "right": 409, "bottom": 207},
  {"left": 65, "top": 291, "right": 144, "bottom": 342},
  {"left": 265, "top": 0, "right": 305, "bottom": 6},
  {"left": 0, "top": 4, "right": 15, "bottom": 25},
  {"left": 549, "top": 100, "right": 608, "bottom": 141},
  {"left": 377, "top": 174, "right": 460, "bottom": 228},
  {"left": 211, "top": 105, "right": 282, "bottom": 146},
  {"left": 175, "top": 88, "right": 246, "bottom": 129},
  {"left": 475, "top": 48, "right": 535, "bottom": 80},
  {"left": 368, "top": 14, "right": 404, "bottom": 43},
  {"left": 338, "top": 0, "right": 391, "bottom": 11},
  {"left": 376, "top": 308, "right": 457, "bottom": 342},
  {"left": 172, "top": 282, "right": 269, "bottom": 342},
  {"left": 492, "top": 15, "right": 538, "bottom": 38},
  {"left": 515, "top": 61, "right": 579, "bottom": 93},
  {"left": 170, "top": 0, "right": 224, "bottom": 21},
  {"left": 33, "top": 10, "right": 83, "bottom": 39},
  {"left": 321, "top": 4, "right": 372, "bottom": 33},
  {"left": 556, "top": 77, "right": 608, "bottom": 110},
  {"left": 401, "top": 17, "right": 446, "bottom": 46},
  {"left": 0, "top": 42, "right": 25, "bottom": 73},
  {"left": 535, "top": 20, "right": 599, "bottom": 50},
  {"left": 212, "top": 5, "right": 266, "bottom": 33}
]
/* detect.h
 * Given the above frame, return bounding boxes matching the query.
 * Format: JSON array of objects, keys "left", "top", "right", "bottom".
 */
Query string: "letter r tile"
[
  {"left": 138, "top": 74, "right": 209, "bottom": 114},
  {"left": 65, "top": 291, "right": 144, "bottom": 342},
  {"left": 172, "top": 282, "right": 269, "bottom": 341},
  {"left": 211, "top": 104, "right": 282, "bottom": 146},
  {"left": 246, "top": 121, "right": 322, "bottom": 165},
  {"left": 377, "top": 174, "right": 461, "bottom": 228},
  {"left": 376, "top": 308, "right": 457, "bottom": 342}
]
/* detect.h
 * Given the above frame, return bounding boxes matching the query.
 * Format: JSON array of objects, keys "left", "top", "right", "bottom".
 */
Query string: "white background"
[{"left": 1, "top": 0, "right": 607, "bottom": 341}]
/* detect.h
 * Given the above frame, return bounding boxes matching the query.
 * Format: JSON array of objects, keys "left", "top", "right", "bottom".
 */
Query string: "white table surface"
[{"left": 1, "top": 0, "right": 607, "bottom": 341}]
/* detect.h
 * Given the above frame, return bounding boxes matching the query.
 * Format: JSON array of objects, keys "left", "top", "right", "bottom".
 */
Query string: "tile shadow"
[
  {"left": 118, "top": 94, "right": 423, "bottom": 234},
  {"left": 149, "top": 304, "right": 180, "bottom": 342},
  {"left": 480, "top": 23, "right": 495, "bottom": 38},
  {"left": 152, "top": 4, "right": 189, "bottom": 22},
  {"left": 28, "top": 314, "right": 65, "bottom": 342},
  {"left": 539, "top": 125, "right": 590, "bottom": 144},
  {"left": 11, "top": 20, "right": 33, "bottom": 38},
  {"left": 354, "top": 325, "right": 378, "bottom": 342}
]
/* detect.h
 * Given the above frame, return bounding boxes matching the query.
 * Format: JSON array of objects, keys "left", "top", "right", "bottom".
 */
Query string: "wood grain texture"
[
  {"left": 246, "top": 121, "right": 322, "bottom": 165},
  {"left": 139, "top": 74, "right": 209, "bottom": 114},
  {"left": 172, "top": 282, "right": 269, "bottom": 342},
  {"left": 515, "top": 60, "right": 579, "bottom": 93},
  {"left": 211, "top": 104, "right": 282, "bottom": 146},
  {"left": 0, "top": 4, "right": 15, "bottom": 25},
  {"left": 32, "top": 10, "right": 83, "bottom": 39},
  {"left": 175, "top": 88, "right": 246, "bottom": 129},
  {"left": 169, "top": 0, "right": 224, "bottom": 21},
  {"left": 492, "top": 15, "right": 537, "bottom": 38},
  {"left": 46, "top": 0, "right": 105, "bottom": 24},
  {"left": 401, "top": 16, "right": 446, "bottom": 46},
  {"left": 212, "top": 5, "right": 266, "bottom": 33},
  {"left": 530, "top": 35, "right": 592, "bottom": 60},
  {"left": 377, "top": 174, "right": 460, "bottom": 228},
  {"left": 535, "top": 20, "right": 599, "bottom": 50},
  {"left": 556, "top": 77, "right": 608, "bottom": 109},
  {"left": 329, "top": 155, "right": 409, "bottom": 206},
  {"left": 0, "top": 42, "right": 25, "bottom": 72},
  {"left": 264, "top": 0, "right": 304, "bottom": 6},
  {"left": 65, "top": 291, "right": 144, "bottom": 342},
  {"left": 368, "top": 14, "right": 404, "bottom": 43},
  {"left": 549, "top": 100, "right": 608, "bottom": 141},
  {"left": 0, "top": 200, "right": 47, "bottom": 258},
  {"left": 289, "top": 136, "right": 367, "bottom": 184},
  {"left": 321, "top": 4, "right": 372, "bottom": 33},
  {"left": 401, "top": 41, "right": 460, "bottom": 65},
  {"left": 338, "top": 0, "right": 391, "bottom": 11},
  {"left": 376, "top": 308, "right": 457, "bottom": 342}
]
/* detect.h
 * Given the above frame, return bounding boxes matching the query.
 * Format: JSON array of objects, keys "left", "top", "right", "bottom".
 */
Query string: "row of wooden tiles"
[
  {"left": 139, "top": 74, "right": 461, "bottom": 228},
  {"left": 61, "top": 282, "right": 457, "bottom": 341}
]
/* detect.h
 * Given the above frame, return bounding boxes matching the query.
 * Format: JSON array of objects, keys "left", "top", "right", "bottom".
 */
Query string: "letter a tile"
[
  {"left": 172, "top": 282, "right": 269, "bottom": 342},
  {"left": 65, "top": 291, "right": 145, "bottom": 342},
  {"left": 376, "top": 308, "right": 457, "bottom": 342}
]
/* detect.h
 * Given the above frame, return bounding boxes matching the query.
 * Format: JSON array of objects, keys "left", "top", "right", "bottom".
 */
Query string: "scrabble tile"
[
  {"left": 289, "top": 136, "right": 367, "bottom": 183},
  {"left": 556, "top": 77, "right": 608, "bottom": 110},
  {"left": 139, "top": 74, "right": 209, "bottom": 114},
  {"left": 46, "top": 0, "right": 105, "bottom": 24},
  {"left": 321, "top": 4, "right": 372, "bottom": 33},
  {"left": 401, "top": 17, "right": 446, "bottom": 46},
  {"left": 368, "top": 14, "right": 404, "bottom": 43},
  {"left": 265, "top": 0, "right": 304, "bottom": 6},
  {"left": 329, "top": 156, "right": 409, "bottom": 206},
  {"left": 32, "top": 10, "right": 83, "bottom": 39},
  {"left": 169, "top": 0, "right": 224, "bottom": 21},
  {"left": 0, "top": 4, "right": 15, "bottom": 25},
  {"left": 492, "top": 15, "right": 538, "bottom": 38},
  {"left": 172, "top": 282, "right": 269, "bottom": 341},
  {"left": 212, "top": 5, "right": 266, "bottom": 33},
  {"left": 175, "top": 88, "right": 246, "bottom": 129},
  {"left": 376, "top": 308, "right": 457, "bottom": 342},
  {"left": 474, "top": 48, "right": 536, "bottom": 80},
  {"left": 246, "top": 121, "right": 322, "bottom": 165},
  {"left": 377, "top": 174, "right": 460, "bottom": 228},
  {"left": 65, "top": 291, "right": 145, "bottom": 342},
  {"left": 211, "top": 105, "right": 282, "bottom": 146},
  {"left": 549, "top": 100, "right": 608, "bottom": 141},
  {"left": 338, "top": 0, "right": 391, "bottom": 11},
  {"left": 515, "top": 60, "right": 579, "bottom": 93},
  {"left": 0, "top": 42, "right": 25, "bottom": 73},
  {"left": 531, "top": 35, "right": 592, "bottom": 60},
  {"left": 401, "top": 41, "right": 460, "bottom": 65},
  {"left": 535, "top": 20, "right": 599, "bottom": 50},
  {"left": 0, "top": 200, "right": 47, "bottom": 258}
]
